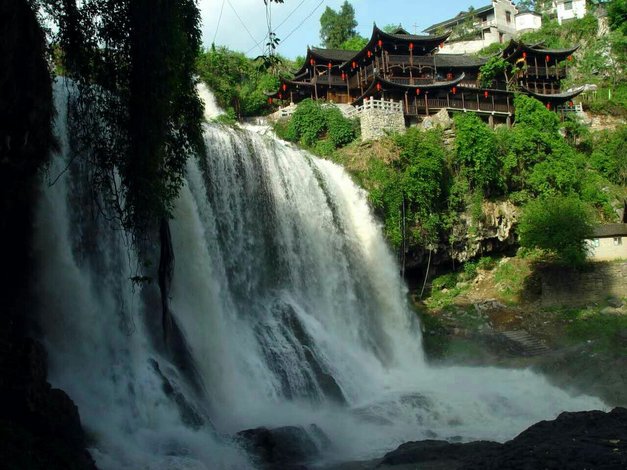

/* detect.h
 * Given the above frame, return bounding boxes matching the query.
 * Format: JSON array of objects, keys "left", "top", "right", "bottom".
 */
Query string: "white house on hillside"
[
  {"left": 515, "top": 10, "right": 543, "bottom": 33},
  {"left": 424, "top": 0, "right": 519, "bottom": 54},
  {"left": 553, "top": 0, "right": 587, "bottom": 24}
]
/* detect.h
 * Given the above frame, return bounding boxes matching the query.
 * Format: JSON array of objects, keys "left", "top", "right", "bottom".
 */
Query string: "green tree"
[
  {"left": 518, "top": 195, "right": 594, "bottom": 266},
  {"left": 608, "top": 0, "right": 627, "bottom": 35},
  {"left": 319, "top": 1, "right": 358, "bottom": 49},
  {"left": 340, "top": 35, "right": 368, "bottom": 51},
  {"left": 590, "top": 125, "right": 627, "bottom": 185},
  {"left": 43, "top": 0, "right": 204, "bottom": 233},
  {"left": 453, "top": 114, "right": 502, "bottom": 195}
]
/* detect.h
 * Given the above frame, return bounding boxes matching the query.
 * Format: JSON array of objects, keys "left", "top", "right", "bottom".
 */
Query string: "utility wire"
[
  {"left": 226, "top": 0, "right": 264, "bottom": 54},
  {"left": 212, "top": 0, "right": 227, "bottom": 44},
  {"left": 275, "top": 0, "right": 308, "bottom": 32},
  {"left": 280, "top": 0, "right": 324, "bottom": 45},
  {"left": 244, "top": 0, "right": 320, "bottom": 55}
]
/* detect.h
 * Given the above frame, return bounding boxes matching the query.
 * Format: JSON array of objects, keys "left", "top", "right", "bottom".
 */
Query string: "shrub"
[{"left": 518, "top": 195, "right": 595, "bottom": 267}]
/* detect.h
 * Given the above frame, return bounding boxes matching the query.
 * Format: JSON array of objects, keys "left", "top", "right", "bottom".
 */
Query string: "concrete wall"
[
  {"left": 516, "top": 13, "right": 542, "bottom": 33},
  {"left": 540, "top": 262, "right": 627, "bottom": 307},
  {"left": 587, "top": 236, "right": 627, "bottom": 262},
  {"left": 555, "top": 0, "right": 586, "bottom": 24},
  {"left": 440, "top": 36, "right": 496, "bottom": 54},
  {"left": 493, "top": 0, "right": 518, "bottom": 35}
]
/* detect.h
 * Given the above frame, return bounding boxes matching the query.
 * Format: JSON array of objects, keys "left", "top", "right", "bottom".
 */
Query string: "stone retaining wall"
[
  {"left": 360, "top": 105, "right": 405, "bottom": 141},
  {"left": 540, "top": 262, "right": 627, "bottom": 307}
]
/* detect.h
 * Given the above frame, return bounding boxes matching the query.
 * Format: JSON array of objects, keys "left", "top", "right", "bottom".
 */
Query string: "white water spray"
[{"left": 34, "top": 83, "right": 606, "bottom": 469}]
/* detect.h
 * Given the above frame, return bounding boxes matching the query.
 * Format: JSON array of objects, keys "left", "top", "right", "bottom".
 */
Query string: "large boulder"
[
  {"left": 378, "top": 407, "right": 627, "bottom": 470},
  {"left": 237, "top": 424, "right": 328, "bottom": 469},
  {"left": 421, "top": 109, "right": 453, "bottom": 130}
]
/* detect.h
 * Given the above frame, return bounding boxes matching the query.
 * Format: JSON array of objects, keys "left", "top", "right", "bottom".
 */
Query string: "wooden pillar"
[
  {"left": 404, "top": 91, "right": 409, "bottom": 114},
  {"left": 314, "top": 81, "right": 318, "bottom": 100},
  {"left": 488, "top": 115, "right": 494, "bottom": 128},
  {"left": 506, "top": 115, "right": 512, "bottom": 127},
  {"left": 425, "top": 93, "right": 429, "bottom": 116},
  {"left": 491, "top": 95, "right": 495, "bottom": 111},
  {"left": 506, "top": 95, "right": 510, "bottom": 113},
  {"left": 346, "top": 75, "right": 350, "bottom": 101},
  {"left": 462, "top": 93, "right": 465, "bottom": 110},
  {"left": 447, "top": 92, "right": 450, "bottom": 108},
  {"left": 534, "top": 56, "right": 538, "bottom": 77},
  {"left": 477, "top": 93, "right": 480, "bottom": 110}
]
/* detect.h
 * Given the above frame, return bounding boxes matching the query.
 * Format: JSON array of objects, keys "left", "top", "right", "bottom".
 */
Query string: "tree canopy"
[
  {"left": 518, "top": 195, "right": 594, "bottom": 267},
  {"left": 319, "top": 1, "right": 358, "bottom": 49}
]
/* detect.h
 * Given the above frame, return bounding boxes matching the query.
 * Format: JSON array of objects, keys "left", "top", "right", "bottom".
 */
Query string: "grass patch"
[
  {"left": 559, "top": 305, "right": 627, "bottom": 353},
  {"left": 492, "top": 258, "right": 532, "bottom": 304}
]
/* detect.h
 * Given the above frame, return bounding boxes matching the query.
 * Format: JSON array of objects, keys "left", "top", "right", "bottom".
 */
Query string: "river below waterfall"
[{"left": 33, "top": 82, "right": 606, "bottom": 469}]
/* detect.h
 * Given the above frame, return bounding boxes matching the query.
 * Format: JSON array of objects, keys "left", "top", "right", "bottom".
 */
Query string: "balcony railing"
[{"left": 403, "top": 97, "right": 512, "bottom": 115}]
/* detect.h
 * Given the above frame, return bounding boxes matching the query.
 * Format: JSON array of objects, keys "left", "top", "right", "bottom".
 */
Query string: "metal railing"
[{"left": 556, "top": 103, "right": 583, "bottom": 113}]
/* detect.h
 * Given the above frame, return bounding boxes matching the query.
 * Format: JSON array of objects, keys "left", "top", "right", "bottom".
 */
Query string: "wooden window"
[{"left": 506, "top": 11, "right": 511, "bottom": 24}]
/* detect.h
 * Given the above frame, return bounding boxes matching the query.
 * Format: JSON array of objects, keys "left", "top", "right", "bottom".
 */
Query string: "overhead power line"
[
  {"left": 226, "top": 0, "right": 264, "bottom": 54},
  {"left": 212, "top": 0, "right": 227, "bottom": 44}
]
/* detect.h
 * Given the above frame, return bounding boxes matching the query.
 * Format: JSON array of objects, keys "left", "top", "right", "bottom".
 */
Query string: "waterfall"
[{"left": 34, "top": 82, "right": 605, "bottom": 469}]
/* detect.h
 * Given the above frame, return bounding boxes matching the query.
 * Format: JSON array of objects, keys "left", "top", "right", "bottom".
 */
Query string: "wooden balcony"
[
  {"left": 523, "top": 65, "right": 567, "bottom": 79},
  {"left": 403, "top": 96, "right": 513, "bottom": 116}
]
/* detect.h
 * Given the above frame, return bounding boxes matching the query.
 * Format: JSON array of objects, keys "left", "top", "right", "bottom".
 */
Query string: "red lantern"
[
  {"left": 367, "top": 50, "right": 372, "bottom": 58},
  {"left": 328, "top": 62, "right": 332, "bottom": 69},
  {"left": 278, "top": 93, "right": 282, "bottom": 99},
  {"left": 416, "top": 88, "right": 420, "bottom": 95},
  {"left": 352, "top": 61, "right": 357, "bottom": 68},
  {"left": 484, "top": 91, "right": 489, "bottom": 98},
  {"left": 409, "top": 42, "right": 414, "bottom": 51},
  {"left": 545, "top": 55, "right": 550, "bottom": 62},
  {"left": 376, "top": 83, "right": 382, "bottom": 91},
  {"left": 568, "top": 55, "right": 573, "bottom": 61},
  {"left": 439, "top": 42, "right": 444, "bottom": 49},
  {"left": 341, "top": 72, "right": 345, "bottom": 80},
  {"left": 378, "top": 39, "right": 383, "bottom": 48},
  {"left": 282, "top": 83, "right": 287, "bottom": 91},
  {"left": 268, "top": 97, "right": 273, "bottom": 104},
  {"left": 310, "top": 58, "right": 315, "bottom": 66},
  {"left": 522, "top": 51, "right": 527, "bottom": 59},
  {"left": 546, "top": 102, "right": 551, "bottom": 110},
  {"left": 452, "top": 86, "right": 457, "bottom": 94}
]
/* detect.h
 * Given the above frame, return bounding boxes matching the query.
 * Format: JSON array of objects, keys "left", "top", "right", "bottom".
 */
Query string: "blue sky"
[{"left": 199, "top": 0, "right": 498, "bottom": 59}]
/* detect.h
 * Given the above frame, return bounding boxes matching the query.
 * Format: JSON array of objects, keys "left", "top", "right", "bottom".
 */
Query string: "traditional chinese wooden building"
[{"left": 268, "top": 25, "right": 583, "bottom": 121}]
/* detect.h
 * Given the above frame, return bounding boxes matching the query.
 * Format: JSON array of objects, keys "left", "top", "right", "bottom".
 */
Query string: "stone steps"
[{"left": 500, "top": 330, "right": 550, "bottom": 356}]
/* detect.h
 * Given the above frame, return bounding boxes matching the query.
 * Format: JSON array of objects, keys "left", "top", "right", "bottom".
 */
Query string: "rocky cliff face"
[{"left": 406, "top": 200, "right": 519, "bottom": 274}]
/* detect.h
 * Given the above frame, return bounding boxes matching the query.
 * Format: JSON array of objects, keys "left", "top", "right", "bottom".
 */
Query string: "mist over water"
[{"left": 34, "top": 82, "right": 605, "bottom": 469}]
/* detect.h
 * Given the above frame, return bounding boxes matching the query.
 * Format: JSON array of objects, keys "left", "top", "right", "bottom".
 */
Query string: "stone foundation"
[{"left": 359, "top": 98, "right": 405, "bottom": 141}]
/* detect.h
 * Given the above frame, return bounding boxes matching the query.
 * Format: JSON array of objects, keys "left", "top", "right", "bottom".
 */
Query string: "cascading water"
[{"left": 34, "top": 82, "right": 605, "bottom": 469}]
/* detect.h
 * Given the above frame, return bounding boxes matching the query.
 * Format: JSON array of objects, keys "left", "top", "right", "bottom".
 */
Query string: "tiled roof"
[
  {"left": 593, "top": 224, "right": 627, "bottom": 238},
  {"left": 424, "top": 4, "right": 493, "bottom": 33},
  {"left": 310, "top": 47, "right": 359, "bottom": 62}
]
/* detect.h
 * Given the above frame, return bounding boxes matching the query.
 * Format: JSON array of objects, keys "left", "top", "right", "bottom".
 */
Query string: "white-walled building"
[
  {"left": 587, "top": 224, "right": 627, "bottom": 261},
  {"left": 515, "top": 11, "right": 543, "bottom": 33},
  {"left": 553, "top": 0, "right": 587, "bottom": 24},
  {"left": 424, "top": 0, "right": 519, "bottom": 54},
  {"left": 423, "top": 0, "right": 549, "bottom": 54}
]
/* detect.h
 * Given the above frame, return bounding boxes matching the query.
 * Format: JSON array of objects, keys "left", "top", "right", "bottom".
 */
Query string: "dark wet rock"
[
  {"left": 607, "top": 296, "right": 623, "bottom": 308},
  {"left": 0, "top": 339, "right": 96, "bottom": 469},
  {"left": 375, "top": 407, "right": 627, "bottom": 470},
  {"left": 149, "top": 358, "right": 206, "bottom": 429},
  {"left": 381, "top": 440, "right": 501, "bottom": 467},
  {"left": 237, "top": 425, "right": 325, "bottom": 469}
]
